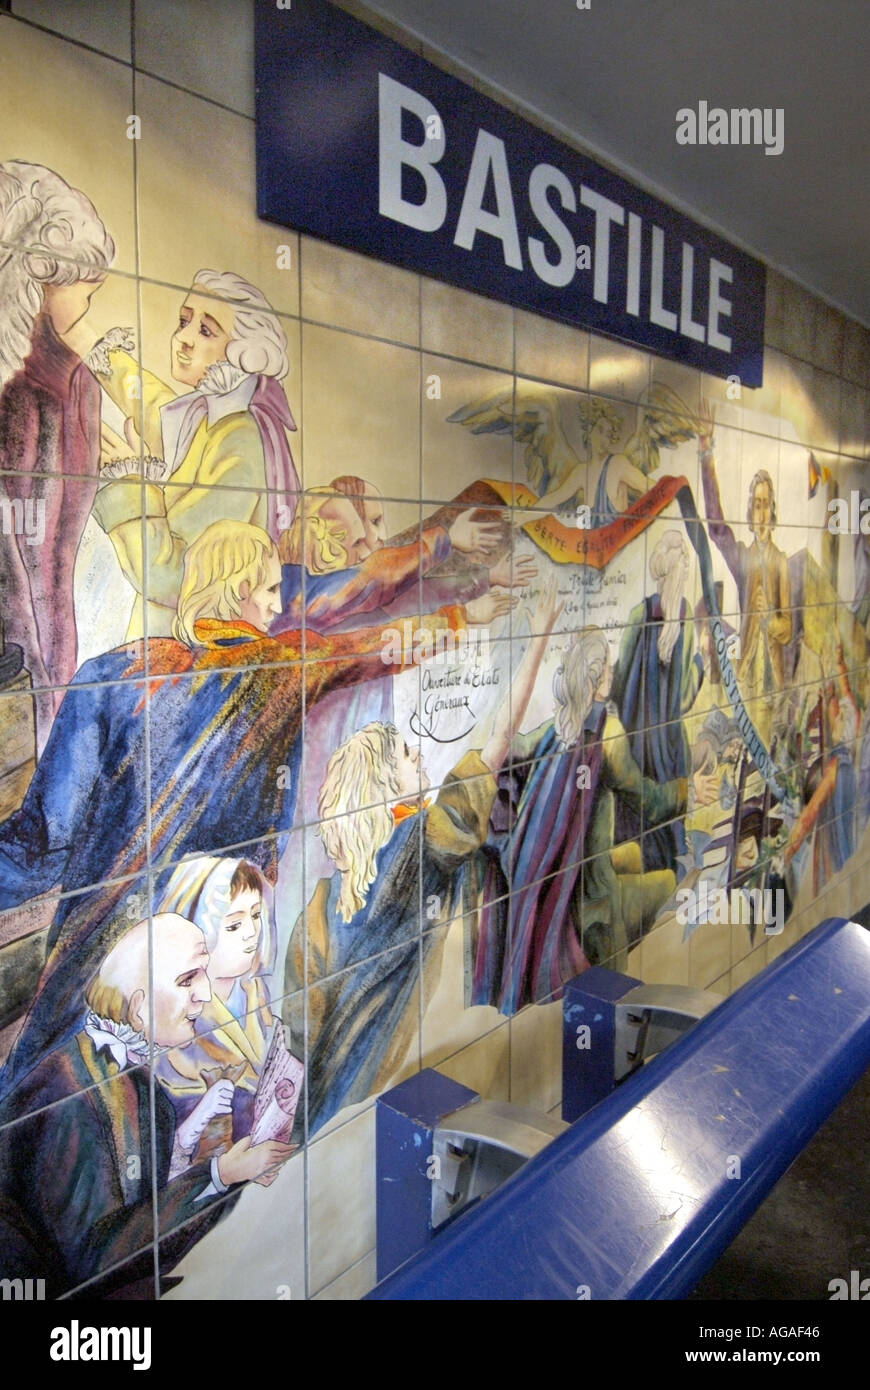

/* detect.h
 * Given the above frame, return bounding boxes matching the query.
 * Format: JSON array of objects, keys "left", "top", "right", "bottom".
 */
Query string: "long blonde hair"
[
  {"left": 317, "top": 723, "right": 402, "bottom": 922},
  {"left": 278, "top": 487, "right": 350, "bottom": 573},
  {"left": 649, "top": 530, "right": 688, "bottom": 666},
  {"left": 553, "top": 627, "right": 609, "bottom": 748},
  {"left": 0, "top": 161, "right": 114, "bottom": 390},
  {"left": 174, "top": 520, "right": 276, "bottom": 646}
]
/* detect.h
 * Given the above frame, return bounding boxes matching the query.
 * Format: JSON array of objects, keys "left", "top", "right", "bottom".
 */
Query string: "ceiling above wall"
[{"left": 366, "top": 0, "right": 870, "bottom": 328}]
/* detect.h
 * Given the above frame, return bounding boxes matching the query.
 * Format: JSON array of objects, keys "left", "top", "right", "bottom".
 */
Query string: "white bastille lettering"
[{"left": 378, "top": 74, "right": 734, "bottom": 352}]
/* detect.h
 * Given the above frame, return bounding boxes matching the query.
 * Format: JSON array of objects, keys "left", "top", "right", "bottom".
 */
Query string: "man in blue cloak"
[
  {"left": 0, "top": 520, "right": 469, "bottom": 1094},
  {"left": 610, "top": 529, "right": 707, "bottom": 872}
]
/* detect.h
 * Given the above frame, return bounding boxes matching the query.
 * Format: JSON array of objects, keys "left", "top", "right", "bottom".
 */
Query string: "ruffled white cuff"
[{"left": 86, "top": 326, "right": 136, "bottom": 377}]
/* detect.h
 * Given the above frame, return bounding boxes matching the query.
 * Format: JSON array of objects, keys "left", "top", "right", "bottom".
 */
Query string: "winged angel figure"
[{"left": 448, "top": 381, "right": 702, "bottom": 526}]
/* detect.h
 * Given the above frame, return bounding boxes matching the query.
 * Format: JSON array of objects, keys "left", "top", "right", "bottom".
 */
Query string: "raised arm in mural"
[
  {"left": 283, "top": 579, "right": 562, "bottom": 1134},
  {"left": 0, "top": 913, "right": 293, "bottom": 1298},
  {"left": 698, "top": 400, "right": 793, "bottom": 732},
  {"left": 72, "top": 271, "right": 299, "bottom": 639},
  {"left": 273, "top": 485, "right": 517, "bottom": 633},
  {"left": 473, "top": 624, "right": 720, "bottom": 1014},
  {"left": 0, "top": 162, "right": 114, "bottom": 747},
  {"left": 0, "top": 520, "right": 474, "bottom": 1091},
  {"left": 326, "top": 473, "right": 538, "bottom": 610}
]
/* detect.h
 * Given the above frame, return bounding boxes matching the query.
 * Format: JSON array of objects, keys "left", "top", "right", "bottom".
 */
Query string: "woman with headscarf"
[{"left": 156, "top": 856, "right": 278, "bottom": 1144}]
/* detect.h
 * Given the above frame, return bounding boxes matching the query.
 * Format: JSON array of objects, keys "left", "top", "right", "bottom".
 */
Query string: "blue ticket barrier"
[{"left": 368, "top": 918, "right": 870, "bottom": 1300}]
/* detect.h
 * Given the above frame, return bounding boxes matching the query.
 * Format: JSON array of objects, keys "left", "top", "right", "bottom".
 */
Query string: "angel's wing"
[
  {"left": 623, "top": 382, "right": 702, "bottom": 475},
  {"left": 447, "top": 387, "right": 581, "bottom": 497}
]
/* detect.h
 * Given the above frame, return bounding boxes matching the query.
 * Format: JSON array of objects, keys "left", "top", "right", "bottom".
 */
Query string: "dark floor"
[{"left": 689, "top": 1060, "right": 870, "bottom": 1300}]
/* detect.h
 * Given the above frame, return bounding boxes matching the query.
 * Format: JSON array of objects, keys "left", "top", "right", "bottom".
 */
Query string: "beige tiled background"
[{"left": 1, "top": 0, "right": 868, "bottom": 1301}]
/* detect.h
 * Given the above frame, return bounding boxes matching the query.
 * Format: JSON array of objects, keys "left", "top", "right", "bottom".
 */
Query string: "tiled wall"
[{"left": 0, "top": 0, "right": 868, "bottom": 1301}]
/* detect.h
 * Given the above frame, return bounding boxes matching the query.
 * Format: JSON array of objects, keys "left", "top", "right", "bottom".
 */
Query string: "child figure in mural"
[
  {"left": 472, "top": 626, "right": 720, "bottom": 1016},
  {"left": 282, "top": 579, "right": 562, "bottom": 1135},
  {"left": 157, "top": 857, "right": 280, "bottom": 1144},
  {"left": 79, "top": 269, "right": 299, "bottom": 639},
  {"left": 0, "top": 520, "right": 474, "bottom": 1094},
  {"left": 0, "top": 162, "right": 115, "bottom": 749},
  {"left": 0, "top": 913, "right": 293, "bottom": 1299}
]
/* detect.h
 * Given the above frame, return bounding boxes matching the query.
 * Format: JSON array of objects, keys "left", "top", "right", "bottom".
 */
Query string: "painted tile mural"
[{"left": 0, "top": 4, "right": 869, "bottom": 1301}]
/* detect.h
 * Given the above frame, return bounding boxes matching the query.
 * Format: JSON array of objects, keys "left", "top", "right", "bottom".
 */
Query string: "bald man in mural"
[{"left": 0, "top": 913, "right": 293, "bottom": 1298}]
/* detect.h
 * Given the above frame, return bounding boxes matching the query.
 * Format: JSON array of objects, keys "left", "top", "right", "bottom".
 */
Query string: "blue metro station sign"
[{"left": 255, "top": 0, "right": 765, "bottom": 385}]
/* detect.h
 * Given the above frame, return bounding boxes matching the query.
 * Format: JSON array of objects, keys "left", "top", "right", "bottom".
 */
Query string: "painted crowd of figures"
[{"left": 1, "top": 163, "right": 868, "bottom": 1297}]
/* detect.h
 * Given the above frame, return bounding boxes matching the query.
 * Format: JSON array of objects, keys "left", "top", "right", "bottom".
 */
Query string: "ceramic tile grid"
[{"left": 0, "top": 0, "right": 868, "bottom": 1302}]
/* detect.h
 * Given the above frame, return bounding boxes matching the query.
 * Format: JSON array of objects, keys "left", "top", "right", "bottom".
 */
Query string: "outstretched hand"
[
  {"left": 466, "top": 589, "right": 518, "bottom": 626},
  {"left": 487, "top": 552, "right": 538, "bottom": 589},
  {"left": 525, "top": 575, "right": 563, "bottom": 637},
  {"left": 448, "top": 508, "right": 506, "bottom": 555}
]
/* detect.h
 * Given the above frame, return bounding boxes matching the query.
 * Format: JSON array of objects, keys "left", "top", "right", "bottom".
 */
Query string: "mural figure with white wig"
[
  {"left": 472, "top": 624, "right": 718, "bottom": 1014},
  {"left": 0, "top": 912, "right": 293, "bottom": 1298},
  {"left": 0, "top": 161, "right": 115, "bottom": 746},
  {"left": 78, "top": 268, "right": 299, "bottom": 639}
]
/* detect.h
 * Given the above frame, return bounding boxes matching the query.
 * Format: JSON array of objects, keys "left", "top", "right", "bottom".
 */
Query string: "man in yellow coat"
[{"left": 87, "top": 269, "right": 298, "bottom": 638}]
